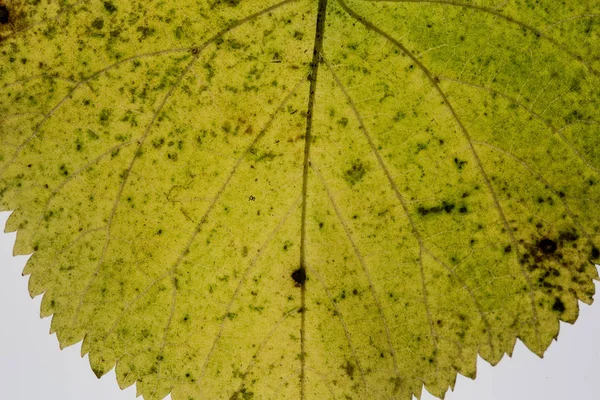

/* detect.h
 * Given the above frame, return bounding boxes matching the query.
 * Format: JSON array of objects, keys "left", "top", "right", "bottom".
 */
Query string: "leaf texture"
[{"left": 0, "top": 0, "right": 599, "bottom": 399}]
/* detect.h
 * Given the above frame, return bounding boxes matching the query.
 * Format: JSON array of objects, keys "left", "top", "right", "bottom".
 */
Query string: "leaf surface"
[{"left": 1, "top": 0, "right": 599, "bottom": 399}]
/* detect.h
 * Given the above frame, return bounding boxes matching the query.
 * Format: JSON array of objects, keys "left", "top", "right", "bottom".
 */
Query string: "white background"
[{"left": 1, "top": 211, "right": 599, "bottom": 400}]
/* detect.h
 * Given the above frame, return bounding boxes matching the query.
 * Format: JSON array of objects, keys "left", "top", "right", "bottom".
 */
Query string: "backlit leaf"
[{"left": 1, "top": 0, "right": 599, "bottom": 399}]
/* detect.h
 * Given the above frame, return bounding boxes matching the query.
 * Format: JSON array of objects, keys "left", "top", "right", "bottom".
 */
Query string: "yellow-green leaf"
[{"left": 1, "top": 0, "right": 599, "bottom": 399}]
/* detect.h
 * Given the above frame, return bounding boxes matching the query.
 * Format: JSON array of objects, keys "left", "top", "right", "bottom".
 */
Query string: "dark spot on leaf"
[
  {"left": 344, "top": 361, "right": 355, "bottom": 379},
  {"left": 454, "top": 157, "right": 467, "bottom": 170},
  {"left": 99, "top": 109, "right": 111, "bottom": 125},
  {"left": 552, "top": 297, "right": 565, "bottom": 313},
  {"left": 538, "top": 238, "right": 557, "bottom": 254},
  {"left": 417, "top": 201, "right": 455, "bottom": 216},
  {"left": 291, "top": 267, "right": 306, "bottom": 286},
  {"left": 91, "top": 18, "right": 104, "bottom": 30},
  {"left": 214, "top": 0, "right": 241, "bottom": 7},
  {"left": 344, "top": 159, "right": 366, "bottom": 185},
  {"left": 592, "top": 246, "right": 600, "bottom": 259},
  {"left": 230, "top": 387, "right": 254, "bottom": 400},
  {"left": 459, "top": 206, "right": 468, "bottom": 214},
  {"left": 504, "top": 245, "right": 512, "bottom": 253},
  {"left": 226, "top": 312, "right": 237, "bottom": 320},
  {"left": 103, "top": 1, "right": 117, "bottom": 13},
  {"left": 559, "top": 231, "right": 579, "bottom": 242},
  {"left": 0, "top": 5, "right": 10, "bottom": 25}
]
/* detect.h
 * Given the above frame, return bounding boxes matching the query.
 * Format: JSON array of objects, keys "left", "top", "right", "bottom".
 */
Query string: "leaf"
[{"left": 0, "top": 0, "right": 599, "bottom": 399}]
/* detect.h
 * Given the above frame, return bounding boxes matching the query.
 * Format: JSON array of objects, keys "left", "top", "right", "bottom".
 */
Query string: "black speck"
[
  {"left": 592, "top": 246, "right": 600, "bottom": 259},
  {"left": 504, "top": 245, "right": 512, "bottom": 253},
  {"left": 459, "top": 206, "right": 468, "bottom": 214},
  {"left": 552, "top": 297, "right": 565, "bottom": 313},
  {"left": 538, "top": 238, "right": 557, "bottom": 254},
  {"left": 443, "top": 202, "right": 455, "bottom": 213},
  {"left": 291, "top": 268, "right": 306, "bottom": 286},
  {"left": 454, "top": 158, "right": 467, "bottom": 170},
  {"left": 0, "top": 5, "right": 9, "bottom": 25}
]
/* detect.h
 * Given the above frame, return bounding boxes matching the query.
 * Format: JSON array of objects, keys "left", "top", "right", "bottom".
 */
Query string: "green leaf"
[{"left": 1, "top": 0, "right": 599, "bottom": 399}]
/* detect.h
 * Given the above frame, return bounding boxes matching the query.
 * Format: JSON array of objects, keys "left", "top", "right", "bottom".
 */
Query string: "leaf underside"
[{"left": 1, "top": 0, "right": 599, "bottom": 399}]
